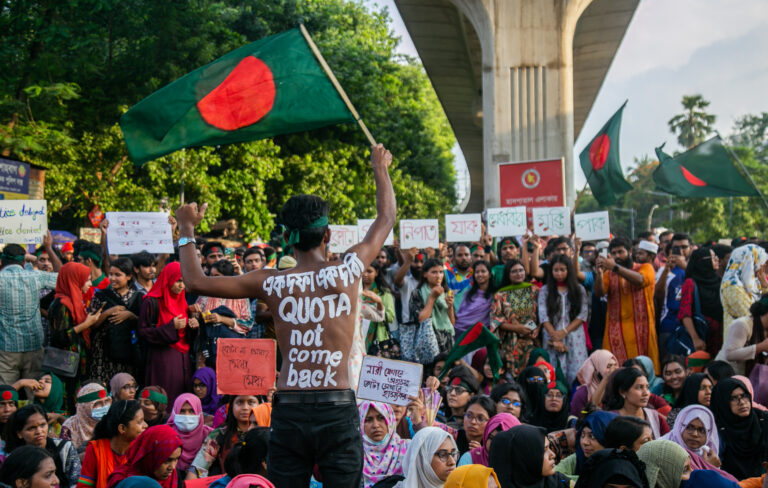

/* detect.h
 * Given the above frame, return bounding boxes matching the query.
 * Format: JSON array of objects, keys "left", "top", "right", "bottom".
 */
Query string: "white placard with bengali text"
[
  {"left": 445, "top": 214, "right": 482, "bottom": 242},
  {"left": 105, "top": 212, "right": 173, "bottom": 254},
  {"left": 574, "top": 211, "right": 611, "bottom": 241},
  {"left": 357, "top": 219, "right": 394, "bottom": 246},
  {"left": 0, "top": 200, "right": 47, "bottom": 245},
  {"left": 400, "top": 219, "right": 439, "bottom": 249},
  {"left": 328, "top": 225, "right": 358, "bottom": 253},
  {"left": 531, "top": 207, "right": 571, "bottom": 236},
  {"left": 357, "top": 356, "right": 423, "bottom": 406},
  {"left": 486, "top": 207, "right": 527, "bottom": 237}
]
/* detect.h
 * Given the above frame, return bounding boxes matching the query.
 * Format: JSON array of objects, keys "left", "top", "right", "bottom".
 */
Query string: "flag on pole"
[
  {"left": 438, "top": 323, "right": 502, "bottom": 382},
  {"left": 120, "top": 28, "right": 355, "bottom": 165},
  {"left": 579, "top": 101, "right": 633, "bottom": 206},
  {"left": 653, "top": 136, "right": 759, "bottom": 197}
]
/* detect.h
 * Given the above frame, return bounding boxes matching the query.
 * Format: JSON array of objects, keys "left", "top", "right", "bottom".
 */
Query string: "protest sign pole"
[
  {"left": 299, "top": 23, "right": 376, "bottom": 146},
  {"left": 179, "top": 150, "right": 186, "bottom": 205}
]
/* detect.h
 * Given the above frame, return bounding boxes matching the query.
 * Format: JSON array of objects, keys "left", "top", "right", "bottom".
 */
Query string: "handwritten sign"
[
  {"left": 357, "top": 356, "right": 423, "bottom": 406},
  {"left": 486, "top": 207, "right": 526, "bottom": 237},
  {"left": 105, "top": 212, "right": 173, "bottom": 254},
  {"left": 216, "top": 338, "right": 276, "bottom": 395},
  {"left": 531, "top": 207, "right": 571, "bottom": 236},
  {"left": 357, "top": 219, "right": 394, "bottom": 246},
  {"left": 445, "top": 214, "right": 482, "bottom": 242},
  {"left": 328, "top": 225, "right": 358, "bottom": 253},
  {"left": 0, "top": 200, "right": 47, "bottom": 244},
  {"left": 400, "top": 219, "right": 439, "bottom": 249},
  {"left": 574, "top": 211, "right": 611, "bottom": 241}
]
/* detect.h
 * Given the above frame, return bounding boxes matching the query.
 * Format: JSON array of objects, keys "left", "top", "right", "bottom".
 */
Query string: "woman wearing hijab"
[
  {"left": 138, "top": 262, "right": 199, "bottom": 406},
  {"left": 679, "top": 248, "right": 724, "bottom": 356},
  {"left": 637, "top": 440, "right": 692, "bottom": 488},
  {"left": 444, "top": 465, "right": 500, "bottom": 488},
  {"left": 394, "top": 426, "right": 458, "bottom": 488},
  {"left": 527, "top": 381, "right": 570, "bottom": 433},
  {"left": 665, "top": 373, "right": 713, "bottom": 428},
  {"left": 570, "top": 350, "right": 618, "bottom": 416},
  {"left": 224, "top": 474, "right": 274, "bottom": 488},
  {"left": 488, "top": 424, "right": 570, "bottom": 488},
  {"left": 168, "top": 393, "right": 212, "bottom": 472},
  {"left": 191, "top": 367, "right": 222, "bottom": 416},
  {"left": 720, "top": 244, "right": 768, "bottom": 336},
  {"left": 139, "top": 386, "right": 169, "bottom": 427},
  {"left": 526, "top": 349, "right": 566, "bottom": 390},
  {"left": 732, "top": 374, "right": 768, "bottom": 412},
  {"left": 519, "top": 367, "right": 548, "bottom": 421},
  {"left": 555, "top": 410, "right": 617, "bottom": 481},
  {"left": 359, "top": 401, "right": 409, "bottom": 488},
  {"left": 710, "top": 377, "right": 768, "bottom": 480},
  {"left": 574, "top": 448, "right": 649, "bottom": 488},
  {"left": 106, "top": 425, "right": 182, "bottom": 488},
  {"left": 61, "top": 383, "right": 112, "bottom": 450},
  {"left": 636, "top": 356, "right": 663, "bottom": 392},
  {"left": 109, "top": 373, "right": 138, "bottom": 401},
  {"left": 459, "top": 412, "right": 520, "bottom": 467}
]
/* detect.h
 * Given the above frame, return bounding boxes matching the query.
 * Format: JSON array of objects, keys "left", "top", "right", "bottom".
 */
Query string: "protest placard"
[
  {"left": 486, "top": 207, "right": 526, "bottom": 237},
  {"left": 531, "top": 207, "right": 571, "bottom": 236},
  {"left": 400, "top": 219, "right": 439, "bottom": 249},
  {"left": 0, "top": 200, "right": 47, "bottom": 245},
  {"left": 357, "top": 356, "right": 423, "bottom": 406},
  {"left": 574, "top": 211, "right": 611, "bottom": 241},
  {"left": 105, "top": 212, "right": 173, "bottom": 254},
  {"left": 357, "top": 219, "right": 394, "bottom": 246},
  {"left": 328, "top": 225, "right": 358, "bottom": 253},
  {"left": 216, "top": 338, "right": 276, "bottom": 395},
  {"left": 445, "top": 214, "right": 482, "bottom": 242}
]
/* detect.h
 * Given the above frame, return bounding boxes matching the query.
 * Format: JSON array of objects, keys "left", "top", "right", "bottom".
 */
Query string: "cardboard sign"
[
  {"left": 216, "top": 338, "right": 276, "bottom": 395},
  {"left": 574, "top": 211, "right": 611, "bottom": 241},
  {"left": 531, "top": 207, "right": 571, "bottom": 236},
  {"left": 445, "top": 214, "right": 482, "bottom": 242},
  {"left": 0, "top": 199, "right": 47, "bottom": 245},
  {"left": 357, "top": 356, "right": 423, "bottom": 406},
  {"left": 486, "top": 207, "right": 527, "bottom": 237},
  {"left": 400, "top": 219, "right": 439, "bottom": 249},
  {"left": 105, "top": 212, "right": 173, "bottom": 254},
  {"left": 328, "top": 225, "right": 358, "bottom": 253},
  {"left": 357, "top": 219, "right": 394, "bottom": 246}
]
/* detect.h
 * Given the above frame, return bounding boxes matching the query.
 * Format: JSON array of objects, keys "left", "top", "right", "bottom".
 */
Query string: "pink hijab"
[
  {"left": 733, "top": 375, "right": 768, "bottom": 411},
  {"left": 359, "top": 401, "right": 409, "bottom": 488},
  {"left": 469, "top": 413, "right": 521, "bottom": 466},
  {"left": 576, "top": 349, "right": 616, "bottom": 402},
  {"left": 167, "top": 393, "right": 212, "bottom": 471}
]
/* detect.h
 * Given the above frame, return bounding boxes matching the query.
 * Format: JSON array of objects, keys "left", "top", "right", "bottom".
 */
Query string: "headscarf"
[
  {"left": 533, "top": 360, "right": 556, "bottom": 389},
  {"left": 527, "top": 381, "right": 570, "bottom": 433},
  {"left": 527, "top": 348, "right": 566, "bottom": 387},
  {"left": 686, "top": 351, "right": 711, "bottom": 373},
  {"left": 710, "top": 377, "right": 768, "bottom": 480},
  {"left": 519, "top": 367, "right": 547, "bottom": 419},
  {"left": 140, "top": 386, "right": 168, "bottom": 426},
  {"left": 106, "top": 425, "right": 182, "bottom": 488},
  {"left": 113, "top": 477, "right": 161, "bottom": 488},
  {"left": 469, "top": 412, "right": 520, "bottom": 466},
  {"left": 576, "top": 350, "right": 616, "bottom": 403},
  {"left": 687, "top": 248, "right": 724, "bottom": 320},
  {"left": 489, "top": 424, "right": 569, "bottom": 488},
  {"left": 574, "top": 448, "right": 648, "bottom": 488},
  {"left": 144, "top": 262, "right": 188, "bottom": 353},
  {"left": 191, "top": 367, "right": 222, "bottom": 415},
  {"left": 400, "top": 426, "right": 456, "bottom": 488},
  {"left": 109, "top": 373, "right": 136, "bottom": 399},
  {"left": 54, "top": 262, "right": 90, "bottom": 325},
  {"left": 225, "top": 474, "right": 274, "bottom": 488},
  {"left": 721, "top": 244, "right": 768, "bottom": 306},
  {"left": 358, "top": 401, "right": 409, "bottom": 488},
  {"left": 732, "top": 374, "right": 768, "bottom": 411},
  {"left": 61, "top": 382, "right": 108, "bottom": 448},
  {"left": 35, "top": 373, "right": 64, "bottom": 414},
  {"left": 250, "top": 403, "right": 272, "bottom": 427},
  {"left": 682, "top": 470, "right": 741, "bottom": 488},
  {"left": 444, "top": 465, "right": 501, "bottom": 488},
  {"left": 167, "top": 393, "right": 212, "bottom": 471},
  {"left": 674, "top": 373, "right": 709, "bottom": 409},
  {"left": 637, "top": 356, "right": 663, "bottom": 392},
  {"left": 575, "top": 411, "right": 618, "bottom": 474},
  {"left": 636, "top": 440, "right": 689, "bottom": 488}
]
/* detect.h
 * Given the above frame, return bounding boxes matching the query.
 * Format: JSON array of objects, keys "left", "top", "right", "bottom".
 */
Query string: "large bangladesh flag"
[
  {"left": 653, "top": 136, "right": 759, "bottom": 197},
  {"left": 120, "top": 28, "right": 355, "bottom": 165},
  {"left": 579, "top": 101, "right": 633, "bottom": 206}
]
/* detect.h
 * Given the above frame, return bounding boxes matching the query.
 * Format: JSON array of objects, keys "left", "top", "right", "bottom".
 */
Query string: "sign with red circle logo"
[{"left": 499, "top": 159, "right": 566, "bottom": 219}]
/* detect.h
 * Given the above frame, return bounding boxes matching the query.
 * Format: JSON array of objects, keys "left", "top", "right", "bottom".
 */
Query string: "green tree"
[{"left": 668, "top": 94, "right": 716, "bottom": 149}]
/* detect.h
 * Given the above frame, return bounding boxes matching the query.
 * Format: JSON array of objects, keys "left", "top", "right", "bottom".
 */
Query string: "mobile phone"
[
  {"left": 600, "top": 249, "right": 608, "bottom": 258},
  {"left": 524, "top": 320, "right": 537, "bottom": 331},
  {"left": 224, "top": 248, "right": 235, "bottom": 257},
  {"left": 671, "top": 246, "right": 682, "bottom": 256}
]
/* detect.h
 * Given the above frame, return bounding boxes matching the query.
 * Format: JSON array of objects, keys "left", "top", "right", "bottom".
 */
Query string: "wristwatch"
[
  {"left": 178, "top": 236, "right": 196, "bottom": 247},
  {"left": 613, "top": 264, "right": 620, "bottom": 272}
]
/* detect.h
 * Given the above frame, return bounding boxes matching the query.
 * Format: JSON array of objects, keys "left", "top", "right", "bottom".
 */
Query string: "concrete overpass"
[{"left": 393, "top": 0, "right": 639, "bottom": 211}]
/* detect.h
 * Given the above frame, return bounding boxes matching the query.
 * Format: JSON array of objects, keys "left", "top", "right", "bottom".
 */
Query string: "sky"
[{"left": 364, "top": 0, "right": 768, "bottom": 196}]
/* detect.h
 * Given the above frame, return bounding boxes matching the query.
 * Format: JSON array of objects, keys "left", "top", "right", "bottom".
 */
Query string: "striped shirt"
[{"left": 0, "top": 264, "right": 58, "bottom": 352}]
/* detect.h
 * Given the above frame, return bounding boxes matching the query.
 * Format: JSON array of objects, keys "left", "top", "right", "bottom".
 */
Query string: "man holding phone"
[{"left": 655, "top": 233, "right": 694, "bottom": 356}]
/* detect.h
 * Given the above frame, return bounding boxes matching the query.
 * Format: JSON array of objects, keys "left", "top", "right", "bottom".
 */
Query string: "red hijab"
[
  {"left": 106, "top": 425, "right": 182, "bottom": 488},
  {"left": 144, "top": 262, "right": 188, "bottom": 353},
  {"left": 54, "top": 262, "right": 90, "bottom": 325}
]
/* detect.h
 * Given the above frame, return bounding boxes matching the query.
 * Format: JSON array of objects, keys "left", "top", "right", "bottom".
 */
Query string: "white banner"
[
  {"left": 357, "top": 219, "right": 394, "bottom": 246},
  {"left": 531, "top": 207, "right": 571, "bottom": 236},
  {"left": 445, "top": 214, "right": 482, "bottom": 242},
  {"left": 400, "top": 219, "right": 439, "bottom": 249},
  {"left": 0, "top": 200, "right": 47, "bottom": 245},
  {"left": 486, "top": 207, "right": 527, "bottom": 237},
  {"left": 574, "top": 211, "right": 611, "bottom": 241},
  {"left": 105, "top": 212, "right": 173, "bottom": 254},
  {"left": 357, "top": 356, "right": 423, "bottom": 406},
  {"left": 328, "top": 225, "right": 358, "bottom": 253}
]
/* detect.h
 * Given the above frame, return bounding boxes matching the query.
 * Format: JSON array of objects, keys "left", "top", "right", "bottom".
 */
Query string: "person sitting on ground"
[
  {"left": 0, "top": 445, "right": 60, "bottom": 488},
  {"left": 602, "top": 416, "right": 653, "bottom": 451},
  {"left": 60, "top": 382, "right": 111, "bottom": 451},
  {"left": 208, "top": 427, "right": 270, "bottom": 488},
  {"left": 488, "top": 424, "right": 570, "bottom": 488},
  {"left": 603, "top": 368, "right": 670, "bottom": 438},
  {"left": 109, "top": 373, "right": 138, "bottom": 401},
  {"left": 555, "top": 410, "right": 617, "bottom": 481},
  {"left": 359, "top": 401, "right": 409, "bottom": 488},
  {"left": 392, "top": 426, "right": 458, "bottom": 488},
  {"left": 573, "top": 448, "right": 649, "bottom": 488},
  {"left": 138, "top": 387, "right": 168, "bottom": 428},
  {"left": 168, "top": 393, "right": 212, "bottom": 473},
  {"left": 444, "top": 464, "right": 500, "bottom": 488},
  {"left": 636, "top": 440, "right": 692, "bottom": 488},
  {"left": 106, "top": 425, "right": 182, "bottom": 488},
  {"left": 459, "top": 412, "right": 520, "bottom": 467}
]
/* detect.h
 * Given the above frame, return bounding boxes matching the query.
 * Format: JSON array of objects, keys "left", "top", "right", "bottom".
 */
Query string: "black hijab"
[
  {"left": 489, "top": 424, "right": 570, "bottom": 488},
  {"left": 685, "top": 247, "right": 723, "bottom": 320},
  {"left": 527, "top": 381, "right": 570, "bottom": 433},
  {"left": 710, "top": 377, "right": 768, "bottom": 480},
  {"left": 673, "top": 373, "right": 708, "bottom": 409},
  {"left": 574, "top": 448, "right": 649, "bottom": 488},
  {"left": 519, "top": 366, "right": 548, "bottom": 418}
]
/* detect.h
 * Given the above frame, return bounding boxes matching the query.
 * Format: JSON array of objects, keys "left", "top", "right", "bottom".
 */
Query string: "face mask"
[
  {"left": 174, "top": 414, "right": 200, "bottom": 432},
  {"left": 91, "top": 406, "right": 110, "bottom": 420}
]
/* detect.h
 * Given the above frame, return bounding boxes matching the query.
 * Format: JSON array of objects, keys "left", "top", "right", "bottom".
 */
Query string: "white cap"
[{"left": 638, "top": 240, "right": 659, "bottom": 254}]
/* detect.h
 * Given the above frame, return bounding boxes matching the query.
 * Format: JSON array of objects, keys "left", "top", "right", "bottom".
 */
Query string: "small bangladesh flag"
[
  {"left": 653, "top": 136, "right": 759, "bottom": 197},
  {"left": 120, "top": 28, "right": 355, "bottom": 165},
  {"left": 438, "top": 323, "right": 502, "bottom": 382},
  {"left": 579, "top": 101, "right": 633, "bottom": 206}
]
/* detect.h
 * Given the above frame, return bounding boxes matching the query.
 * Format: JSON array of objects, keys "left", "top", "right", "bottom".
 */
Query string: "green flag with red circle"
[
  {"left": 579, "top": 101, "right": 632, "bottom": 206},
  {"left": 438, "top": 323, "right": 502, "bottom": 382},
  {"left": 120, "top": 28, "right": 355, "bottom": 165}
]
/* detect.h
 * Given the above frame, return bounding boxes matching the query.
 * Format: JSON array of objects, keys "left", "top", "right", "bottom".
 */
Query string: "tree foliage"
[{"left": 667, "top": 94, "right": 717, "bottom": 149}]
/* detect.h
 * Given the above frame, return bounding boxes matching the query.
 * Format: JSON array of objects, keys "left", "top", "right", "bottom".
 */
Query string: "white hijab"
[{"left": 399, "top": 426, "right": 456, "bottom": 488}]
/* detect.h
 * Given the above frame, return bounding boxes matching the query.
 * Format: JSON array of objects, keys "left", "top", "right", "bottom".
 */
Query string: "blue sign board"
[{"left": 0, "top": 158, "right": 30, "bottom": 197}]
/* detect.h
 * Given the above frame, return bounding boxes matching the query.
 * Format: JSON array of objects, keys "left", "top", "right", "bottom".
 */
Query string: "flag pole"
[
  {"left": 299, "top": 24, "right": 377, "bottom": 146},
  {"left": 715, "top": 131, "right": 768, "bottom": 214},
  {"left": 571, "top": 182, "right": 589, "bottom": 218}
]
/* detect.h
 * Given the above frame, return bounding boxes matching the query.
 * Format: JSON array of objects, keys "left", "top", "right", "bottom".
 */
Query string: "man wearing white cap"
[{"left": 635, "top": 240, "right": 659, "bottom": 265}]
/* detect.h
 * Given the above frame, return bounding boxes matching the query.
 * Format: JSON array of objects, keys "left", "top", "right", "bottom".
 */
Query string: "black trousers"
[{"left": 267, "top": 389, "right": 363, "bottom": 487}]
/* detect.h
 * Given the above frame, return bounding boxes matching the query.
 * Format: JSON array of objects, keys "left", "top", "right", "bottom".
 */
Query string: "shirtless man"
[{"left": 174, "top": 144, "right": 395, "bottom": 487}]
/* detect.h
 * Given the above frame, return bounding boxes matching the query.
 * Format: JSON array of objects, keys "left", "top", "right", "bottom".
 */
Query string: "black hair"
[
  {"left": 130, "top": 251, "right": 157, "bottom": 269},
  {"left": 705, "top": 360, "right": 735, "bottom": 384},
  {"left": 0, "top": 244, "right": 25, "bottom": 268},
  {"left": 499, "top": 259, "right": 526, "bottom": 288},
  {"left": 4, "top": 405, "right": 48, "bottom": 452},
  {"left": 604, "top": 368, "right": 645, "bottom": 411},
  {"left": 74, "top": 240, "right": 103, "bottom": 266},
  {"left": 671, "top": 233, "right": 692, "bottom": 245},
  {"left": 367, "top": 261, "right": 393, "bottom": 295},
  {"left": 93, "top": 400, "right": 142, "bottom": 440},
  {"left": 658, "top": 231, "right": 674, "bottom": 241},
  {"left": 622, "top": 359, "right": 646, "bottom": 377},
  {"left": 575, "top": 447, "right": 650, "bottom": 488},
  {"left": 490, "top": 382, "right": 527, "bottom": 418},
  {"left": 464, "top": 260, "right": 494, "bottom": 302},
  {"left": 201, "top": 241, "right": 225, "bottom": 257},
  {"left": 674, "top": 373, "right": 711, "bottom": 409},
  {"left": 109, "top": 257, "right": 134, "bottom": 281},
  {"left": 608, "top": 236, "right": 633, "bottom": 252},
  {"left": 417, "top": 258, "right": 444, "bottom": 288},
  {"left": 0, "top": 445, "right": 54, "bottom": 487},
  {"left": 748, "top": 295, "right": 768, "bottom": 373},
  {"left": 218, "top": 395, "right": 259, "bottom": 454},
  {"left": 211, "top": 259, "right": 236, "bottom": 276},
  {"left": 243, "top": 247, "right": 265, "bottom": 261},
  {"left": 711, "top": 244, "right": 732, "bottom": 260},
  {"left": 497, "top": 237, "right": 520, "bottom": 257},
  {"left": 224, "top": 426, "right": 270, "bottom": 477},
  {"left": 277, "top": 195, "right": 330, "bottom": 252},
  {"left": 660, "top": 355, "right": 686, "bottom": 395},
  {"left": 581, "top": 241, "right": 596, "bottom": 250},
  {"left": 637, "top": 231, "right": 654, "bottom": 240},
  {"left": 602, "top": 416, "right": 651, "bottom": 450},
  {"left": 544, "top": 255, "right": 582, "bottom": 324},
  {"left": 466, "top": 395, "right": 497, "bottom": 418}
]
